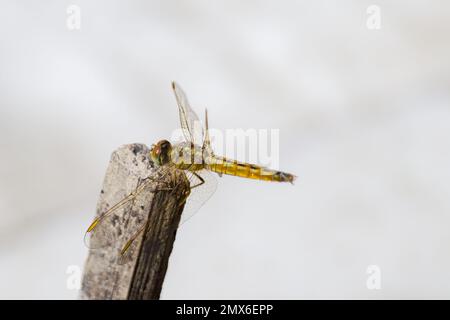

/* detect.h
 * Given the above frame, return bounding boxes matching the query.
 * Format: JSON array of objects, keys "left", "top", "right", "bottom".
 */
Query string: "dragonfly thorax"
[
  {"left": 170, "top": 142, "right": 208, "bottom": 171},
  {"left": 150, "top": 140, "right": 209, "bottom": 171}
]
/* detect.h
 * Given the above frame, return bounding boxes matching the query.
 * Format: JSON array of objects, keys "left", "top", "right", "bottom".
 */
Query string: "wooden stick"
[{"left": 80, "top": 143, "right": 190, "bottom": 300}]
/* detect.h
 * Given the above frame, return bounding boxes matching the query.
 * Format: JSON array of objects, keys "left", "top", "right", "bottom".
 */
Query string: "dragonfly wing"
[
  {"left": 84, "top": 180, "right": 154, "bottom": 252},
  {"left": 202, "top": 108, "right": 213, "bottom": 153},
  {"left": 117, "top": 223, "right": 147, "bottom": 265},
  {"left": 172, "top": 81, "right": 204, "bottom": 146},
  {"left": 180, "top": 169, "right": 218, "bottom": 225}
]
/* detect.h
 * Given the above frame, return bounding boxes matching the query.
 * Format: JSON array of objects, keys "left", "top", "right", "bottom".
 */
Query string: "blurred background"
[{"left": 1, "top": 0, "right": 450, "bottom": 299}]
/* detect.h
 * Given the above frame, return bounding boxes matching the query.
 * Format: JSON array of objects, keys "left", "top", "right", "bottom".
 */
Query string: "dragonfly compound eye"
[{"left": 151, "top": 140, "right": 172, "bottom": 166}]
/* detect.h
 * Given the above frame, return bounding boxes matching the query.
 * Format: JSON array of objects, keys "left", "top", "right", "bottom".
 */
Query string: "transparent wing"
[
  {"left": 117, "top": 223, "right": 146, "bottom": 265},
  {"left": 180, "top": 169, "right": 218, "bottom": 225},
  {"left": 203, "top": 108, "right": 213, "bottom": 153},
  {"left": 172, "top": 81, "right": 204, "bottom": 146},
  {"left": 84, "top": 198, "right": 149, "bottom": 253},
  {"left": 84, "top": 176, "right": 160, "bottom": 251}
]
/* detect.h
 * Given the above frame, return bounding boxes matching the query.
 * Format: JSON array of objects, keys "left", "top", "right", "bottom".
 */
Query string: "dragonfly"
[{"left": 84, "top": 82, "right": 296, "bottom": 262}]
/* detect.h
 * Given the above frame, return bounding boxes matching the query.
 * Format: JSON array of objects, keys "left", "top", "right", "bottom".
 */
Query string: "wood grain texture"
[{"left": 80, "top": 143, "right": 190, "bottom": 300}]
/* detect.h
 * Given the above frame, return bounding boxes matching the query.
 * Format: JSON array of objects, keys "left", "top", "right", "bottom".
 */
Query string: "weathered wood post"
[{"left": 80, "top": 143, "right": 190, "bottom": 300}]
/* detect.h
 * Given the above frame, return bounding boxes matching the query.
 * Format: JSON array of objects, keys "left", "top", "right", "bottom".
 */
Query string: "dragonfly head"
[{"left": 150, "top": 140, "right": 172, "bottom": 166}]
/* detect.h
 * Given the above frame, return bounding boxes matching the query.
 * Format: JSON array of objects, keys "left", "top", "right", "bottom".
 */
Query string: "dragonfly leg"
[
  {"left": 190, "top": 172, "right": 205, "bottom": 189},
  {"left": 175, "top": 171, "right": 204, "bottom": 207}
]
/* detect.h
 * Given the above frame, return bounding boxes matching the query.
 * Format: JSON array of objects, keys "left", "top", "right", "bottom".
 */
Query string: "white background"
[{"left": 1, "top": 1, "right": 450, "bottom": 299}]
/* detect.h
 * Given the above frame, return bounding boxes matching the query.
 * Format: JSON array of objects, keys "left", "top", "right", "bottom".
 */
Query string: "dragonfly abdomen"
[{"left": 207, "top": 156, "right": 295, "bottom": 183}]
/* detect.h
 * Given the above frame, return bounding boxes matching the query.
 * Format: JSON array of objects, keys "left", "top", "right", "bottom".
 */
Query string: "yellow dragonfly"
[{"left": 84, "top": 82, "right": 296, "bottom": 261}]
